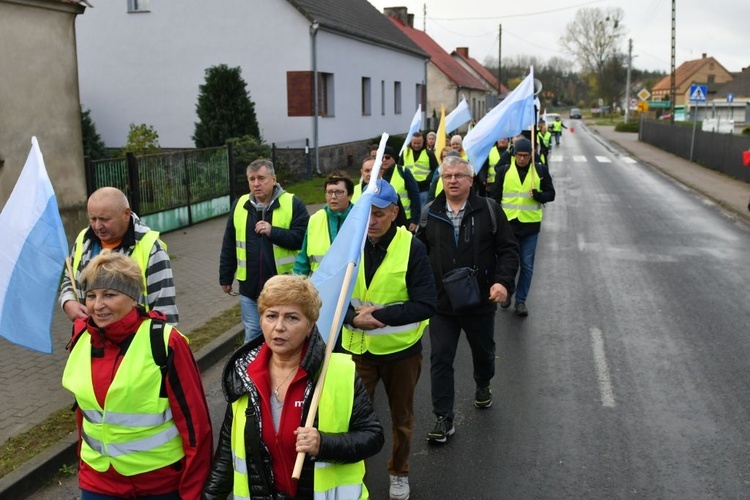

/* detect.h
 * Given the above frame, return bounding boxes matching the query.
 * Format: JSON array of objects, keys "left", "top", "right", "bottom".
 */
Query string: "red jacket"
[{"left": 69, "top": 308, "right": 213, "bottom": 498}]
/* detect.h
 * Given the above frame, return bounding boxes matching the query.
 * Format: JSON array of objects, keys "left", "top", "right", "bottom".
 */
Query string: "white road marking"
[
  {"left": 573, "top": 155, "right": 587, "bottom": 162},
  {"left": 622, "top": 157, "right": 637, "bottom": 164},
  {"left": 577, "top": 233, "right": 586, "bottom": 251},
  {"left": 590, "top": 327, "right": 616, "bottom": 407},
  {"left": 549, "top": 154, "right": 563, "bottom": 162},
  {"left": 595, "top": 156, "right": 612, "bottom": 163}
]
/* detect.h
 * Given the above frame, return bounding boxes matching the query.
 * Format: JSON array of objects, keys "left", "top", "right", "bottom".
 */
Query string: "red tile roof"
[
  {"left": 388, "top": 18, "right": 487, "bottom": 91},
  {"left": 653, "top": 56, "right": 731, "bottom": 91},
  {"left": 452, "top": 48, "right": 509, "bottom": 94}
]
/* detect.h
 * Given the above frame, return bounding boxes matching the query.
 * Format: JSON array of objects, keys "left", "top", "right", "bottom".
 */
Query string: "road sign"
[
  {"left": 689, "top": 84, "right": 708, "bottom": 102},
  {"left": 648, "top": 101, "right": 671, "bottom": 108},
  {"left": 637, "top": 101, "right": 648, "bottom": 112},
  {"left": 727, "top": 93, "right": 734, "bottom": 103},
  {"left": 629, "top": 98, "right": 637, "bottom": 108},
  {"left": 637, "top": 89, "right": 651, "bottom": 101}
]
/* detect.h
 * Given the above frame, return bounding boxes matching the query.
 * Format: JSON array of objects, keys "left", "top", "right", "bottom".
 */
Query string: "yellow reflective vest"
[
  {"left": 500, "top": 159, "right": 543, "bottom": 223},
  {"left": 488, "top": 146, "right": 508, "bottom": 185},
  {"left": 62, "top": 320, "right": 185, "bottom": 476},
  {"left": 306, "top": 210, "right": 331, "bottom": 272},
  {"left": 233, "top": 193, "right": 297, "bottom": 279},
  {"left": 402, "top": 148, "right": 432, "bottom": 182},
  {"left": 342, "top": 227, "right": 427, "bottom": 355},
  {"left": 229, "top": 353, "right": 367, "bottom": 500},
  {"left": 72, "top": 228, "right": 160, "bottom": 308},
  {"left": 387, "top": 168, "right": 411, "bottom": 221}
]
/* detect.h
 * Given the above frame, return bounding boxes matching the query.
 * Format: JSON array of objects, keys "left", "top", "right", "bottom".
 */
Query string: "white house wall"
[{"left": 76, "top": 0, "right": 425, "bottom": 149}]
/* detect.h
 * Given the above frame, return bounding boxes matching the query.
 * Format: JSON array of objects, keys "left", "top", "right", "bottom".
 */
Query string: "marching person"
[
  {"left": 550, "top": 115, "right": 567, "bottom": 146},
  {"left": 342, "top": 179, "right": 437, "bottom": 500},
  {"left": 491, "top": 137, "right": 556, "bottom": 317},
  {"left": 203, "top": 275, "right": 384, "bottom": 499},
  {"left": 417, "top": 156, "right": 518, "bottom": 444},
  {"left": 293, "top": 171, "right": 354, "bottom": 276},
  {"left": 60, "top": 186, "right": 178, "bottom": 324},
  {"left": 400, "top": 131, "right": 440, "bottom": 209},
  {"left": 220, "top": 159, "right": 309, "bottom": 343},
  {"left": 381, "top": 146, "right": 421, "bottom": 232},
  {"left": 62, "top": 252, "right": 212, "bottom": 499}
]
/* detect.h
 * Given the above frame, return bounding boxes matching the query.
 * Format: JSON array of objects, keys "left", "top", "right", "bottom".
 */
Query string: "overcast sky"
[{"left": 367, "top": 0, "right": 747, "bottom": 75}]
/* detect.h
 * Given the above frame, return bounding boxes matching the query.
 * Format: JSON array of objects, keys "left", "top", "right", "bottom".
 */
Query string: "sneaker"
[
  {"left": 426, "top": 416, "right": 455, "bottom": 443},
  {"left": 500, "top": 292, "right": 513, "bottom": 309},
  {"left": 475, "top": 386, "right": 492, "bottom": 408},
  {"left": 514, "top": 302, "right": 529, "bottom": 317},
  {"left": 389, "top": 475, "right": 410, "bottom": 500}
]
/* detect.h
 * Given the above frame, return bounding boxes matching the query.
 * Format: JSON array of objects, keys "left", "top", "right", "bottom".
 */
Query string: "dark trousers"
[
  {"left": 429, "top": 312, "right": 495, "bottom": 421},
  {"left": 352, "top": 352, "right": 422, "bottom": 476},
  {"left": 81, "top": 491, "right": 180, "bottom": 499}
]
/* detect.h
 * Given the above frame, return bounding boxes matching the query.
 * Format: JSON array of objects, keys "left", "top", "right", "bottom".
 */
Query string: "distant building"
[
  {"left": 452, "top": 47, "right": 509, "bottom": 109},
  {"left": 76, "top": 0, "right": 428, "bottom": 174},
  {"left": 0, "top": 0, "right": 87, "bottom": 220},
  {"left": 652, "top": 54, "right": 734, "bottom": 106},
  {"left": 384, "top": 7, "right": 489, "bottom": 132}
]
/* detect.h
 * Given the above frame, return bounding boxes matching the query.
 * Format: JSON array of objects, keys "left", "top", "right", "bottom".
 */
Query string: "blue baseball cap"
[{"left": 371, "top": 179, "right": 399, "bottom": 208}]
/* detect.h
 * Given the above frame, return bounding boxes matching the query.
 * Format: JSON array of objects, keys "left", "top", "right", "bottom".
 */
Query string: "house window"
[
  {"left": 286, "top": 71, "right": 334, "bottom": 117},
  {"left": 416, "top": 83, "right": 425, "bottom": 110},
  {"left": 127, "top": 0, "right": 150, "bottom": 13},
  {"left": 707, "top": 75, "right": 715, "bottom": 84},
  {"left": 381, "top": 80, "right": 386, "bottom": 115},
  {"left": 362, "top": 77, "right": 371, "bottom": 116},
  {"left": 394, "top": 81, "right": 402, "bottom": 115}
]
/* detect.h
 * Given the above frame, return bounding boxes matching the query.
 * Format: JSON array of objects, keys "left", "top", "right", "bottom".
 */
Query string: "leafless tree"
[{"left": 561, "top": 7, "right": 625, "bottom": 77}]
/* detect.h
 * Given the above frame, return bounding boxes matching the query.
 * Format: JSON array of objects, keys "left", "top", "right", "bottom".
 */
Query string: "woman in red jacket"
[{"left": 62, "top": 251, "right": 212, "bottom": 499}]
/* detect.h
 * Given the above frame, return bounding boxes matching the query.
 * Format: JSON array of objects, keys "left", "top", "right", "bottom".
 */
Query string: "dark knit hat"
[
  {"left": 383, "top": 146, "right": 397, "bottom": 159},
  {"left": 514, "top": 138, "right": 532, "bottom": 154}
]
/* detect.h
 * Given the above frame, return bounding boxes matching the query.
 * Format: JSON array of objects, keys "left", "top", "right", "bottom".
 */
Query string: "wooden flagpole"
[{"left": 292, "top": 261, "right": 357, "bottom": 480}]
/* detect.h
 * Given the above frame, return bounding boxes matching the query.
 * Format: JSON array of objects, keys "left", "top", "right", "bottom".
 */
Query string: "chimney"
[
  {"left": 407, "top": 13, "right": 414, "bottom": 27},
  {"left": 702, "top": 53, "right": 707, "bottom": 58},
  {"left": 383, "top": 7, "right": 409, "bottom": 27},
  {"left": 456, "top": 47, "right": 469, "bottom": 57}
]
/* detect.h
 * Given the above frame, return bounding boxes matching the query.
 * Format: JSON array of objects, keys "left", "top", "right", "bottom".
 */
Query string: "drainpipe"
[
  {"left": 310, "top": 20, "right": 322, "bottom": 175},
  {"left": 423, "top": 59, "right": 428, "bottom": 130}
]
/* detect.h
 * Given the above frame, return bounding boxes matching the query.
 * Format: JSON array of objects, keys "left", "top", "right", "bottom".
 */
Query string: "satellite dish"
[{"left": 533, "top": 79, "right": 543, "bottom": 96}]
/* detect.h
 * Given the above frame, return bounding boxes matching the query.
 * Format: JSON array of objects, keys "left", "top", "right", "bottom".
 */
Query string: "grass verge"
[{"left": 0, "top": 304, "right": 242, "bottom": 480}]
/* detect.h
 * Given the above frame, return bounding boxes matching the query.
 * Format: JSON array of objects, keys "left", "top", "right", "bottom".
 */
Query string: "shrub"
[
  {"left": 741, "top": 126, "right": 750, "bottom": 136},
  {"left": 193, "top": 64, "right": 260, "bottom": 148},
  {"left": 227, "top": 135, "right": 273, "bottom": 194},
  {"left": 122, "top": 123, "right": 160, "bottom": 155},
  {"left": 615, "top": 121, "right": 640, "bottom": 133},
  {"left": 80, "top": 106, "right": 107, "bottom": 159}
]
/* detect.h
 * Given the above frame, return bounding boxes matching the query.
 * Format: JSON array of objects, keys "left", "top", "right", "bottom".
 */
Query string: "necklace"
[{"left": 272, "top": 368, "right": 296, "bottom": 397}]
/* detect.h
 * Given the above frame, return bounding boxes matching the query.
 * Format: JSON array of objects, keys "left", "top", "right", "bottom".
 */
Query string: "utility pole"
[
  {"left": 625, "top": 38, "right": 632, "bottom": 123},
  {"left": 670, "top": 0, "right": 676, "bottom": 125},
  {"left": 423, "top": 3, "right": 426, "bottom": 32},
  {"left": 497, "top": 24, "right": 502, "bottom": 94}
]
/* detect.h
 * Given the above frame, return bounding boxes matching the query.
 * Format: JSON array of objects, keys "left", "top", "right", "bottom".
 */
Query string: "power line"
[{"left": 425, "top": 0, "right": 606, "bottom": 21}]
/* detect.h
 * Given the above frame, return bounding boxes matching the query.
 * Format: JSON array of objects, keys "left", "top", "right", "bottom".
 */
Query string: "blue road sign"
[
  {"left": 689, "top": 84, "right": 708, "bottom": 102},
  {"left": 727, "top": 93, "right": 734, "bottom": 103}
]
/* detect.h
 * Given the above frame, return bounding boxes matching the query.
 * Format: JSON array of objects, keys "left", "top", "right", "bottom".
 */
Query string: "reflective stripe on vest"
[
  {"left": 233, "top": 192, "right": 297, "bottom": 279},
  {"left": 72, "top": 227, "right": 160, "bottom": 309},
  {"left": 62, "top": 320, "right": 184, "bottom": 475},
  {"left": 388, "top": 168, "right": 411, "bottom": 220},
  {"left": 342, "top": 227, "right": 427, "bottom": 355},
  {"left": 230, "top": 354, "right": 366, "bottom": 500},
  {"left": 403, "top": 148, "right": 432, "bottom": 182},
  {"left": 500, "top": 159, "right": 543, "bottom": 223},
  {"left": 306, "top": 210, "right": 331, "bottom": 272}
]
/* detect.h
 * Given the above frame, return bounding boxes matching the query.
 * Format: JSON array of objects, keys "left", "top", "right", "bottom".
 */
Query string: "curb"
[{"left": 0, "top": 323, "right": 244, "bottom": 499}]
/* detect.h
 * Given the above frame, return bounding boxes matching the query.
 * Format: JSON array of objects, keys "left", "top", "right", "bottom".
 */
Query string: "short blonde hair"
[
  {"left": 79, "top": 251, "right": 144, "bottom": 300},
  {"left": 257, "top": 275, "right": 322, "bottom": 324}
]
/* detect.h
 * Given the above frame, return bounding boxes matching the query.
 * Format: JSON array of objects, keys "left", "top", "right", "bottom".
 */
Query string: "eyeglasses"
[
  {"left": 325, "top": 190, "right": 347, "bottom": 197},
  {"left": 515, "top": 153, "right": 531, "bottom": 159},
  {"left": 441, "top": 173, "right": 471, "bottom": 181},
  {"left": 382, "top": 155, "right": 392, "bottom": 160}
]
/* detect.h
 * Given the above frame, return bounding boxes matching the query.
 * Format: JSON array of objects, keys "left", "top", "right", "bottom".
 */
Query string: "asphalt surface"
[{"left": 4, "top": 124, "right": 750, "bottom": 498}]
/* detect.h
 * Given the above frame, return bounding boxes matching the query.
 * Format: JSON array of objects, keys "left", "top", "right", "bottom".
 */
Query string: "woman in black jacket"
[{"left": 203, "top": 275, "right": 384, "bottom": 499}]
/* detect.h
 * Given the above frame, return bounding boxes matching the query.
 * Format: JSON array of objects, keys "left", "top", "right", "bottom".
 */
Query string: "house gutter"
[{"left": 310, "top": 20, "right": 322, "bottom": 175}]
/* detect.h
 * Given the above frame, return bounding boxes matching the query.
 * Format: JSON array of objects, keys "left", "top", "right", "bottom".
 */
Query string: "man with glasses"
[
  {"left": 220, "top": 159, "right": 309, "bottom": 343},
  {"left": 293, "top": 171, "right": 354, "bottom": 276},
  {"left": 491, "top": 137, "right": 555, "bottom": 317},
  {"left": 417, "top": 156, "right": 519, "bottom": 444}
]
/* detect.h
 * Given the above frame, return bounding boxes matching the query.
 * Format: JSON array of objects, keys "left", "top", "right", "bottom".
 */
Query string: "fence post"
[
  {"left": 305, "top": 138, "right": 311, "bottom": 179},
  {"left": 227, "top": 142, "right": 236, "bottom": 203},
  {"left": 183, "top": 152, "right": 193, "bottom": 227},
  {"left": 126, "top": 152, "right": 140, "bottom": 215},
  {"left": 84, "top": 156, "right": 95, "bottom": 196},
  {"left": 272, "top": 142, "right": 277, "bottom": 166}
]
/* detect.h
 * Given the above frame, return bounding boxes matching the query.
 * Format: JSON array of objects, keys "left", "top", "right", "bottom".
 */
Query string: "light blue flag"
[
  {"left": 311, "top": 133, "right": 388, "bottom": 345},
  {"left": 399, "top": 105, "right": 422, "bottom": 156},
  {"left": 0, "top": 137, "right": 68, "bottom": 353},
  {"left": 445, "top": 98, "right": 472, "bottom": 134},
  {"left": 464, "top": 68, "right": 536, "bottom": 175}
]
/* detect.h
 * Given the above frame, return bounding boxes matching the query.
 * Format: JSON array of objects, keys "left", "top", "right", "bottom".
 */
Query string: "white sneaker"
[{"left": 389, "top": 474, "right": 410, "bottom": 500}]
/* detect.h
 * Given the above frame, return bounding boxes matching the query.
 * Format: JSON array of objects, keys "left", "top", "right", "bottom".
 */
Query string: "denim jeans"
[
  {"left": 81, "top": 491, "right": 180, "bottom": 500},
  {"left": 512, "top": 232, "right": 539, "bottom": 304},
  {"left": 240, "top": 294, "right": 262, "bottom": 343},
  {"left": 418, "top": 190, "right": 429, "bottom": 211}
]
